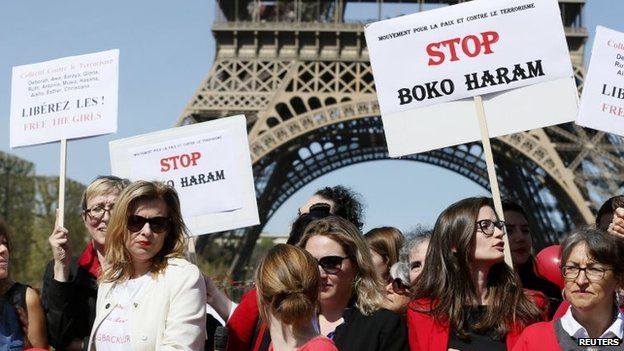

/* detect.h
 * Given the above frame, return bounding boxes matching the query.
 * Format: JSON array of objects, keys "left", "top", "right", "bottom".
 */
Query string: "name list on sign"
[
  {"left": 374, "top": 3, "right": 544, "bottom": 106},
  {"left": 600, "top": 39, "right": 624, "bottom": 117},
  {"left": 18, "top": 58, "right": 114, "bottom": 132}
]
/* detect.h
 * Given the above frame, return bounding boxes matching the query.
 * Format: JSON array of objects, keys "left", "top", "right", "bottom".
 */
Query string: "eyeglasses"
[
  {"left": 387, "top": 276, "right": 410, "bottom": 295},
  {"left": 316, "top": 256, "right": 349, "bottom": 274},
  {"left": 561, "top": 265, "right": 612, "bottom": 282},
  {"left": 85, "top": 204, "right": 115, "bottom": 221},
  {"left": 475, "top": 219, "right": 505, "bottom": 237},
  {"left": 127, "top": 215, "right": 171, "bottom": 234}
]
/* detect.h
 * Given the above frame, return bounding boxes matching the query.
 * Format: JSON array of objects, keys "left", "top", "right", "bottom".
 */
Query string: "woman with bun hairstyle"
[
  {"left": 256, "top": 244, "right": 337, "bottom": 351},
  {"left": 407, "top": 197, "right": 546, "bottom": 351}
]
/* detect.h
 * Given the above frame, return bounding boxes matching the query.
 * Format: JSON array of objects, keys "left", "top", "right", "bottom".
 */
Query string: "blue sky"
[{"left": 1, "top": 1, "right": 621, "bottom": 235}]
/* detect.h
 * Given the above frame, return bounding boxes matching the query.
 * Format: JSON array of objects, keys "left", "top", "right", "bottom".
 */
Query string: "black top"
[
  {"left": 447, "top": 306, "right": 507, "bottom": 351},
  {"left": 4, "top": 282, "right": 28, "bottom": 311},
  {"left": 332, "top": 303, "right": 409, "bottom": 351},
  {"left": 41, "top": 257, "right": 98, "bottom": 351},
  {"left": 256, "top": 302, "right": 409, "bottom": 351}
]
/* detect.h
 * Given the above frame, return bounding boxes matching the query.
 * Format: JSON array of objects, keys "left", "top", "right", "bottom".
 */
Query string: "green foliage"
[{"left": 0, "top": 151, "right": 87, "bottom": 288}]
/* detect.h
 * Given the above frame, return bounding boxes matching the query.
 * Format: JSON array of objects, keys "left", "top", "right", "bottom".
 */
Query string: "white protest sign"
[
  {"left": 365, "top": 0, "right": 578, "bottom": 157},
  {"left": 10, "top": 49, "right": 119, "bottom": 147},
  {"left": 109, "top": 115, "right": 259, "bottom": 235},
  {"left": 577, "top": 26, "right": 624, "bottom": 135}
]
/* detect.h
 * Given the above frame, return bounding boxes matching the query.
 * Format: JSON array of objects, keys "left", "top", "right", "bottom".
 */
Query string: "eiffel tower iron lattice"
[{"left": 177, "top": 0, "right": 624, "bottom": 281}]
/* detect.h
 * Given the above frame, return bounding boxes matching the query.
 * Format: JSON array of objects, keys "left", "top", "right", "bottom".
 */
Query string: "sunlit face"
[
  {"left": 298, "top": 194, "right": 335, "bottom": 216},
  {"left": 409, "top": 240, "right": 429, "bottom": 284},
  {"left": 384, "top": 279, "right": 411, "bottom": 314},
  {"left": 564, "top": 243, "right": 619, "bottom": 314},
  {"left": 83, "top": 192, "right": 119, "bottom": 248},
  {"left": 125, "top": 199, "right": 170, "bottom": 267},
  {"left": 504, "top": 210, "right": 532, "bottom": 266},
  {"left": 304, "top": 235, "right": 356, "bottom": 309},
  {"left": 0, "top": 234, "right": 9, "bottom": 279},
  {"left": 369, "top": 249, "right": 388, "bottom": 281},
  {"left": 472, "top": 206, "right": 505, "bottom": 265}
]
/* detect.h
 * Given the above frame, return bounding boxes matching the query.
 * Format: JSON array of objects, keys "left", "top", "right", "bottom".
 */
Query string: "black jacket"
[
  {"left": 41, "top": 257, "right": 97, "bottom": 351},
  {"left": 333, "top": 304, "right": 409, "bottom": 351}
]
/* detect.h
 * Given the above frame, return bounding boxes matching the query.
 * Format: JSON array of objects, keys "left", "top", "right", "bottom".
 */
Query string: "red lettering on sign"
[{"left": 426, "top": 31, "right": 499, "bottom": 66}]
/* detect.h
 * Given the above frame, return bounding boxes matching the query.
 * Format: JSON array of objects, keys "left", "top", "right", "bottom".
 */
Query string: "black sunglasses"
[
  {"left": 316, "top": 255, "right": 349, "bottom": 274},
  {"left": 388, "top": 276, "right": 410, "bottom": 295},
  {"left": 127, "top": 215, "right": 171, "bottom": 234}
]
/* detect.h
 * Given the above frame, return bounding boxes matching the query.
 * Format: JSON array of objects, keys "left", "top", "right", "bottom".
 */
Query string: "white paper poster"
[
  {"left": 365, "top": 0, "right": 578, "bottom": 157},
  {"left": 110, "top": 115, "right": 259, "bottom": 235},
  {"left": 577, "top": 26, "right": 624, "bottom": 135},
  {"left": 10, "top": 49, "right": 119, "bottom": 147}
]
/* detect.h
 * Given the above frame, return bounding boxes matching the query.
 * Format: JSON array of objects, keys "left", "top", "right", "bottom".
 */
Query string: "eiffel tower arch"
[{"left": 178, "top": 0, "right": 624, "bottom": 280}]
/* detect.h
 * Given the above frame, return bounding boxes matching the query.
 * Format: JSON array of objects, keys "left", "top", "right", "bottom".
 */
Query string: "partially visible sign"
[
  {"left": 10, "top": 49, "right": 119, "bottom": 147},
  {"left": 110, "top": 115, "right": 259, "bottom": 235},
  {"left": 364, "top": 0, "right": 578, "bottom": 157},
  {"left": 577, "top": 26, "right": 624, "bottom": 135}
]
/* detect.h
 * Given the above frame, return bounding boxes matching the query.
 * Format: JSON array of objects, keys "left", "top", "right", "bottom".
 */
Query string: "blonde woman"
[
  {"left": 256, "top": 244, "right": 337, "bottom": 351},
  {"left": 87, "top": 181, "right": 206, "bottom": 350},
  {"left": 298, "top": 216, "right": 408, "bottom": 351}
]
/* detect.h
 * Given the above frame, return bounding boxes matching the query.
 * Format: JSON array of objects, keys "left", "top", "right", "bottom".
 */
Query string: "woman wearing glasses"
[
  {"left": 42, "top": 175, "right": 129, "bottom": 350},
  {"left": 298, "top": 216, "right": 408, "bottom": 351},
  {"left": 87, "top": 180, "right": 206, "bottom": 350},
  {"left": 513, "top": 228, "right": 624, "bottom": 350},
  {"left": 407, "top": 197, "right": 546, "bottom": 351},
  {"left": 384, "top": 262, "right": 411, "bottom": 315}
]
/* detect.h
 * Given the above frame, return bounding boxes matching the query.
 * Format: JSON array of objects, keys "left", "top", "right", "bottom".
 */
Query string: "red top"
[
  {"left": 511, "top": 321, "right": 560, "bottom": 351},
  {"left": 226, "top": 287, "right": 261, "bottom": 351},
  {"left": 268, "top": 336, "right": 338, "bottom": 351},
  {"left": 406, "top": 290, "right": 548, "bottom": 351}
]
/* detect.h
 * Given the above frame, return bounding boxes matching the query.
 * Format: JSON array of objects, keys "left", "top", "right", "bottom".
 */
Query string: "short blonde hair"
[
  {"left": 81, "top": 175, "right": 130, "bottom": 211},
  {"left": 256, "top": 244, "right": 320, "bottom": 329},
  {"left": 298, "top": 216, "right": 384, "bottom": 316},
  {"left": 101, "top": 181, "right": 187, "bottom": 282}
]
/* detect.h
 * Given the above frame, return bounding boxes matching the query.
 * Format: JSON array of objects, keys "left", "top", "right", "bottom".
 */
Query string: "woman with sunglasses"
[
  {"left": 384, "top": 262, "right": 411, "bottom": 315},
  {"left": 87, "top": 180, "right": 206, "bottom": 350},
  {"left": 256, "top": 244, "right": 338, "bottom": 351},
  {"left": 407, "top": 197, "right": 546, "bottom": 351},
  {"left": 513, "top": 228, "right": 624, "bottom": 350},
  {"left": 298, "top": 216, "right": 408, "bottom": 351},
  {"left": 42, "top": 175, "right": 130, "bottom": 350}
]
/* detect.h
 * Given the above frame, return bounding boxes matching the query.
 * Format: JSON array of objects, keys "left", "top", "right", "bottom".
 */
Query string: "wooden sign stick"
[
  {"left": 474, "top": 96, "right": 513, "bottom": 268},
  {"left": 58, "top": 139, "right": 67, "bottom": 227}
]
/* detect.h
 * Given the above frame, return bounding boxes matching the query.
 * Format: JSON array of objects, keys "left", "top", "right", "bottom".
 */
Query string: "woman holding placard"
[
  {"left": 87, "top": 180, "right": 206, "bottom": 350},
  {"left": 42, "top": 175, "right": 130, "bottom": 349},
  {"left": 513, "top": 227, "right": 624, "bottom": 350},
  {"left": 407, "top": 197, "right": 546, "bottom": 351}
]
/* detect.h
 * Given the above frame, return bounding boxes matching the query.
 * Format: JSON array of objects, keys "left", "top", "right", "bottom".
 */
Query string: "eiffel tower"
[{"left": 177, "top": 0, "right": 624, "bottom": 280}]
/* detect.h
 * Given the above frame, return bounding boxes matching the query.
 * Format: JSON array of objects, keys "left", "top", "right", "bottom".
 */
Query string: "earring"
[{"left": 561, "top": 288, "right": 567, "bottom": 302}]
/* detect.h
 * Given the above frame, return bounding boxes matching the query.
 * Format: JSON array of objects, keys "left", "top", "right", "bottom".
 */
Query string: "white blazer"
[{"left": 88, "top": 258, "right": 207, "bottom": 350}]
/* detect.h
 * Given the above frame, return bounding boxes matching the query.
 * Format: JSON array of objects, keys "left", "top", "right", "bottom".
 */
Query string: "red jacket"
[
  {"left": 406, "top": 291, "right": 548, "bottom": 351},
  {"left": 511, "top": 321, "right": 560, "bottom": 351},
  {"left": 226, "top": 287, "right": 261, "bottom": 351}
]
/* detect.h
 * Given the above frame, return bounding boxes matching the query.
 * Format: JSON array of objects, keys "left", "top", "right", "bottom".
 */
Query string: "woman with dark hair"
[
  {"left": 513, "top": 228, "right": 624, "bottom": 350},
  {"left": 0, "top": 219, "right": 48, "bottom": 349},
  {"left": 502, "top": 200, "right": 562, "bottom": 317},
  {"left": 87, "top": 180, "right": 205, "bottom": 350},
  {"left": 256, "top": 244, "right": 337, "bottom": 351},
  {"left": 407, "top": 197, "right": 546, "bottom": 351}
]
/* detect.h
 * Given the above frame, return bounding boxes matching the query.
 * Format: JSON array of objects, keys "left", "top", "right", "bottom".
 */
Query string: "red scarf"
[{"left": 77, "top": 241, "right": 102, "bottom": 278}]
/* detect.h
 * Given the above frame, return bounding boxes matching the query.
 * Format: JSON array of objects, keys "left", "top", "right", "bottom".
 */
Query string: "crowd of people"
[{"left": 0, "top": 177, "right": 623, "bottom": 350}]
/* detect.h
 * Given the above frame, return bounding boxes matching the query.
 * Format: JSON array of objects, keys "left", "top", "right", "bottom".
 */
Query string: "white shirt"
[
  {"left": 560, "top": 305, "right": 624, "bottom": 339},
  {"left": 94, "top": 274, "right": 153, "bottom": 351}
]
